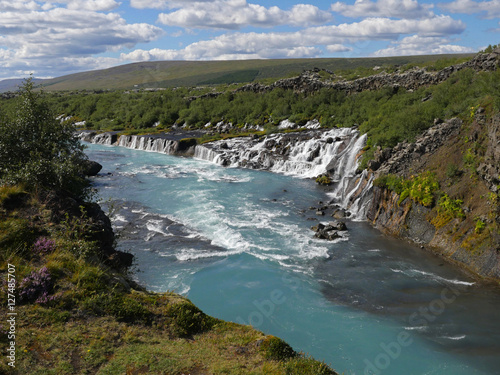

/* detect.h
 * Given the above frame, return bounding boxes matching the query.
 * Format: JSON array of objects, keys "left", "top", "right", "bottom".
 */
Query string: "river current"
[{"left": 86, "top": 143, "right": 500, "bottom": 375}]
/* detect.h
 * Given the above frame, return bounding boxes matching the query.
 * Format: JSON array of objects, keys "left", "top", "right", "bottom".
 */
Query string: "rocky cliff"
[{"left": 365, "top": 113, "right": 500, "bottom": 281}]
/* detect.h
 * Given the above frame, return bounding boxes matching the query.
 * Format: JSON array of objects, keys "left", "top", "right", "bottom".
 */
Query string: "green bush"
[
  {"left": 260, "top": 336, "right": 298, "bottom": 361},
  {"left": 446, "top": 164, "right": 462, "bottom": 179},
  {"left": 168, "top": 301, "right": 215, "bottom": 337},
  {"left": 475, "top": 219, "right": 486, "bottom": 234},
  {"left": 438, "top": 194, "right": 465, "bottom": 219}
]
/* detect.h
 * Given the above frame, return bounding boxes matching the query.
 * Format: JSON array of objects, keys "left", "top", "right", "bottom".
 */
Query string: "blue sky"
[{"left": 0, "top": 0, "right": 498, "bottom": 79}]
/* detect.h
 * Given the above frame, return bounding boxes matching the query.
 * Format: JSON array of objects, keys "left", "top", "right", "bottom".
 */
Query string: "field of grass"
[{"left": 38, "top": 54, "right": 474, "bottom": 91}]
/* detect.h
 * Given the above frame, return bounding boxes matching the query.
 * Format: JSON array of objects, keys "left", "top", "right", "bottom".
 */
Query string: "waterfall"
[
  {"left": 193, "top": 128, "right": 373, "bottom": 219},
  {"left": 76, "top": 131, "right": 115, "bottom": 145},
  {"left": 80, "top": 128, "right": 373, "bottom": 219}
]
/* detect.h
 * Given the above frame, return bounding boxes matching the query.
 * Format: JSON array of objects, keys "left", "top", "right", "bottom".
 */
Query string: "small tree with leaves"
[{"left": 0, "top": 77, "right": 90, "bottom": 199}]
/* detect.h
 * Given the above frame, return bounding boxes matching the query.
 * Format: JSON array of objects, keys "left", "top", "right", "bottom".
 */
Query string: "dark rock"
[
  {"left": 329, "top": 220, "right": 347, "bottom": 231},
  {"left": 332, "top": 209, "right": 346, "bottom": 219},
  {"left": 83, "top": 160, "right": 102, "bottom": 176},
  {"left": 316, "top": 210, "right": 325, "bottom": 216},
  {"left": 368, "top": 159, "right": 381, "bottom": 171}
]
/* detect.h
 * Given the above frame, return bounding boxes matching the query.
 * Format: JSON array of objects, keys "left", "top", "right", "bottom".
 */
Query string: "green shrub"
[
  {"left": 475, "top": 219, "right": 486, "bottom": 234},
  {"left": 168, "top": 301, "right": 215, "bottom": 337},
  {"left": 431, "top": 194, "right": 466, "bottom": 228},
  {"left": 373, "top": 174, "right": 405, "bottom": 194},
  {"left": 446, "top": 164, "right": 462, "bottom": 179},
  {"left": 260, "top": 336, "right": 297, "bottom": 361},
  {"left": 438, "top": 194, "right": 465, "bottom": 219},
  {"left": 315, "top": 175, "right": 332, "bottom": 185}
]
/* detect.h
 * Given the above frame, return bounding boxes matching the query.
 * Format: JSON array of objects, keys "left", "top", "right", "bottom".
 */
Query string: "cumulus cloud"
[
  {"left": 121, "top": 16, "right": 465, "bottom": 62},
  {"left": 373, "top": 35, "right": 476, "bottom": 56},
  {"left": 131, "top": 0, "right": 237, "bottom": 10},
  {"left": 331, "top": 0, "right": 434, "bottom": 19},
  {"left": 439, "top": 0, "right": 500, "bottom": 19},
  {"left": 0, "top": 1, "right": 40, "bottom": 11},
  {"left": 0, "top": 2, "right": 163, "bottom": 79},
  {"left": 157, "top": 1, "right": 332, "bottom": 29},
  {"left": 65, "top": 0, "right": 122, "bottom": 12}
]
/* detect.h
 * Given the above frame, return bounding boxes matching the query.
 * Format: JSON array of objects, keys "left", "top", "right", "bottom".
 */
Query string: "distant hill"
[
  {"left": 0, "top": 78, "right": 44, "bottom": 93},
  {"left": 39, "top": 54, "right": 474, "bottom": 91}
]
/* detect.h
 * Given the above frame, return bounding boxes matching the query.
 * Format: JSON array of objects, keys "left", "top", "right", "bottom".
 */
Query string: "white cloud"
[
  {"left": 331, "top": 0, "right": 434, "bottom": 19},
  {"left": 326, "top": 44, "right": 352, "bottom": 52},
  {"left": 130, "top": 0, "right": 232, "bottom": 10},
  {"left": 0, "top": 1, "right": 40, "bottom": 11},
  {"left": 0, "top": 3, "right": 164, "bottom": 79},
  {"left": 313, "top": 16, "right": 465, "bottom": 39},
  {"left": 121, "top": 16, "right": 465, "bottom": 62},
  {"left": 439, "top": 0, "right": 500, "bottom": 19},
  {"left": 65, "top": 0, "right": 122, "bottom": 12},
  {"left": 157, "top": 1, "right": 332, "bottom": 29},
  {"left": 373, "top": 35, "right": 475, "bottom": 56}
]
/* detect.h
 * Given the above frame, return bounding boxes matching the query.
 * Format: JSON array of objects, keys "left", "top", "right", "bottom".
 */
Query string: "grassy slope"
[
  {"left": 40, "top": 54, "right": 473, "bottom": 91},
  {"left": 0, "top": 186, "right": 337, "bottom": 374}
]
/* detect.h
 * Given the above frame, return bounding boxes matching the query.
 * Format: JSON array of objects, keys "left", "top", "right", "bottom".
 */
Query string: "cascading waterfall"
[
  {"left": 118, "top": 135, "right": 180, "bottom": 154},
  {"left": 77, "top": 131, "right": 115, "bottom": 145},
  {"left": 193, "top": 128, "right": 373, "bottom": 219},
  {"left": 78, "top": 126, "right": 373, "bottom": 219}
]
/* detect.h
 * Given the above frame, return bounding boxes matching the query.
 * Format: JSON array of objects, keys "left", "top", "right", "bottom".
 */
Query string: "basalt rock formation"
[
  {"left": 236, "top": 49, "right": 500, "bottom": 95},
  {"left": 365, "top": 112, "right": 500, "bottom": 281}
]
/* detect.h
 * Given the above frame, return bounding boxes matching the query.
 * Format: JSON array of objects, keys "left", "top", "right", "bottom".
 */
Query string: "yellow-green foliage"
[
  {"left": 374, "top": 172, "right": 439, "bottom": 207},
  {"left": 431, "top": 194, "right": 465, "bottom": 228},
  {"left": 315, "top": 175, "right": 332, "bottom": 185},
  {"left": 475, "top": 219, "right": 486, "bottom": 234}
]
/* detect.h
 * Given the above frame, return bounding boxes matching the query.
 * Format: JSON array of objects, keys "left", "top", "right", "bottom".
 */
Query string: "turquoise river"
[{"left": 86, "top": 142, "right": 500, "bottom": 375}]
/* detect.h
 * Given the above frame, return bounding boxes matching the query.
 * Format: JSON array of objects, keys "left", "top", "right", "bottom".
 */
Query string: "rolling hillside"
[{"left": 22, "top": 54, "right": 473, "bottom": 91}]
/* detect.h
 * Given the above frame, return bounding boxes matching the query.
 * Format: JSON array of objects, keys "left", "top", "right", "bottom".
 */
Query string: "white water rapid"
[{"left": 79, "top": 127, "right": 374, "bottom": 219}]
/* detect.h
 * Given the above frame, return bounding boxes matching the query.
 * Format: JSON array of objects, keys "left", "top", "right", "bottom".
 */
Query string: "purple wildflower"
[
  {"left": 32, "top": 237, "right": 56, "bottom": 255},
  {"left": 19, "top": 267, "right": 55, "bottom": 304}
]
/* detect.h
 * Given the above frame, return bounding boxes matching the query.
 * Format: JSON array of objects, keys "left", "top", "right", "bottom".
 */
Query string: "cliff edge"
[{"left": 366, "top": 111, "right": 500, "bottom": 281}]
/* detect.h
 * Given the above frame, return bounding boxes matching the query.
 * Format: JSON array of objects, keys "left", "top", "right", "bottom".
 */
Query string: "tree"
[{"left": 0, "top": 77, "right": 90, "bottom": 199}]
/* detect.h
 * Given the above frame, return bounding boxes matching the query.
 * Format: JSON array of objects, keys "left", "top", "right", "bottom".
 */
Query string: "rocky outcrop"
[
  {"left": 236, "top": 50, "right": 500, "bottom": 95},
  {"left": 365, "top": 112, "right": 500, "bottom": 281},
  {"left": 474, "top": 113, "right": 500, "bottom": 192},
  {"left": 40, "top": 189, "right": 133, "bottom": 269},
  {"left": 371, "top": 117, "right": 463, "bottom": 175},
  {"left": 82, "top": 160, "right": 103, "bottom": 176}
]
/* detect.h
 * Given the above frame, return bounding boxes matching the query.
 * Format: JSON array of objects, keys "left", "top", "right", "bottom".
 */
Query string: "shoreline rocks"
[{"left": 311, "top": 220, "right": 348, "bottom": 241}]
